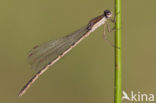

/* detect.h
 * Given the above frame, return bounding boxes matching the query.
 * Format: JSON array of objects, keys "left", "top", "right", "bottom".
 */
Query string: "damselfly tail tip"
[{"left": 18, "top": 89, "right": 25, "bottom": 97}]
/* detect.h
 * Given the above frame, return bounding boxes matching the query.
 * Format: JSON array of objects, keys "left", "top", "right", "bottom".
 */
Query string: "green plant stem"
[{"left": 114, "top": 0, "right": 122, "bottom": 103}]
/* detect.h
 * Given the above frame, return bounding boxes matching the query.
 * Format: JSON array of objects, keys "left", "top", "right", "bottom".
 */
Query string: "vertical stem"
[{"left": 114, "top": 0, "right": 122, "bottom": 103}]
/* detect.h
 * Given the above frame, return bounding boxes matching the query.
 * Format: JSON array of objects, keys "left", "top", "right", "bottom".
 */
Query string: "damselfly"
[{"left": 19, "top": 10, "right": 113, "bottom": 96}]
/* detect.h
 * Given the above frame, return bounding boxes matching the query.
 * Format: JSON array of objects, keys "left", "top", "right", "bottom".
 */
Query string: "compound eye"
[{"left": 104, "top": 10, "right": 112, "bottom": 18}]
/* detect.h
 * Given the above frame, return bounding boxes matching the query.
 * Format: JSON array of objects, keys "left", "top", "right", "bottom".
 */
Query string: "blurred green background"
[{"left": 0, "top": 0, "right": 156, "bottom": 103}]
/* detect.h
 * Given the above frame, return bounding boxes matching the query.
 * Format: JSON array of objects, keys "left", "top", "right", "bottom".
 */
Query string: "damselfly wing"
[{"left": 28, "top": 25, "right": 88, "bottom": 72}]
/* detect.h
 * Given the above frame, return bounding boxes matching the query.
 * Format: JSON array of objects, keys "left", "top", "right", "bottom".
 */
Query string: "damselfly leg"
[{"left": 103, "top": 22, "right": 120, "bottom": 49}]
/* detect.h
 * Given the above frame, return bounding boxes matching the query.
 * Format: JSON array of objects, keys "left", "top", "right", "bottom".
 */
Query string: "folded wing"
[{"left": 28, "top": 25, "right": 89, "bottom": 72}]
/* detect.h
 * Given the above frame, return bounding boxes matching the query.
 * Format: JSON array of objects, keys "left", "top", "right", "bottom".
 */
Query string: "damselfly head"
[{"left": 104, "top": 10, "right": 112, "bottom": 18}]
